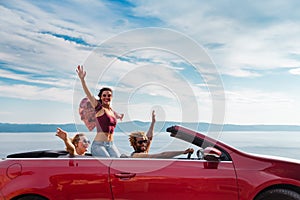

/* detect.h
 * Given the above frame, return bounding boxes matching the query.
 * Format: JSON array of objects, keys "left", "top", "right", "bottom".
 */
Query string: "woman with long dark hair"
[{"left": 76, "top": 65, "right": 123, "bottom": 157}]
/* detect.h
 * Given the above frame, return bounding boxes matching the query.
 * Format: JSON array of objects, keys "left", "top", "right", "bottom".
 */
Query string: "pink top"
[{"left": 95, "top": 102, "right": 117, "bottom": 134}]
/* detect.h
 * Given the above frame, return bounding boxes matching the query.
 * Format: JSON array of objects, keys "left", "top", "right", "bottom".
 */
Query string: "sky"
[{"left": 1, "top": 0, "right": 300, "bottom": 126}]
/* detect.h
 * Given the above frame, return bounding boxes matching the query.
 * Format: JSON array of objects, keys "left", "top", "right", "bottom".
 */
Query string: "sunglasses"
[
  {"left": 137, "top": 140, "right": 148, "bottom": 145},
  {"left": 102, "top": 94, "right": 112, "bottom": 97},
  {"left": 80, "top": 139, "right": 91, "bottom": 144}
]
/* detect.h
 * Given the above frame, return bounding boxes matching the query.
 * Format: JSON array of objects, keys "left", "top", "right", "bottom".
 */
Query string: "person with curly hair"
[
  {"left": 129, "top": 111, "right": 194, "bottom": 158},
  {"left": 129, "top": 110, "right": 156, "bottom": 154}
]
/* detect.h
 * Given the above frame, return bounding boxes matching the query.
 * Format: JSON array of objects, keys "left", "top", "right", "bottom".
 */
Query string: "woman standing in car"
[{"left": 76, "top": 65, "right": 123, "bottom": 157}]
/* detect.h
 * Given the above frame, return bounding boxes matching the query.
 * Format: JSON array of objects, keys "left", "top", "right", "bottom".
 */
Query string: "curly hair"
[{"left": 129, "top": 131, "right": 148, "bottom": 148}]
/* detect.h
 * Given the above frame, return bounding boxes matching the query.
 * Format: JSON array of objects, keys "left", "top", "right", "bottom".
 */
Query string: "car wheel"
[
  {"left": 14, "top": 195, "right": 48, "bottom": 200},
  {"left": 255, "top": 188, "right": 300, "bottom": 200}
]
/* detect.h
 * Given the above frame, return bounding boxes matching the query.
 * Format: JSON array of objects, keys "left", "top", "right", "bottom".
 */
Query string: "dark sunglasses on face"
[
  {"left": 137, "top": 140, "right": 148, "bottom": 145},
  {"left": 80, "top": 139, "right": 91, "bottom": 144},
  {"left": 102, "top": 94, "right": 112, "bottom": 98}
]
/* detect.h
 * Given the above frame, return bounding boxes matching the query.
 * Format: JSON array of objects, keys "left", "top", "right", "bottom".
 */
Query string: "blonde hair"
[{"left": 129, "top": 131, "right": 148, "bottom": 147}]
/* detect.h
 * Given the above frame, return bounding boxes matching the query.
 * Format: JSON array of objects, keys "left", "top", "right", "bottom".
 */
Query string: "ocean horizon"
[{"left": 2, "top": 121, "right": 300, "bottom": 133}]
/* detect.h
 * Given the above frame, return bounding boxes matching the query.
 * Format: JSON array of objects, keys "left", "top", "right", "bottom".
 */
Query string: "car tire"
[
  {"left": 14, "top": 195, "right": 48, "bottom": 200},
  {"left": 255, "top": 188, "right": 300, "bottom": 200}
]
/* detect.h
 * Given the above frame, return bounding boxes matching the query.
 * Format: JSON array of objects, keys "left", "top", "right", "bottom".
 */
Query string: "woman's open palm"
[{"left": 76, "top": 65, "right": 86, "bottom": 79}]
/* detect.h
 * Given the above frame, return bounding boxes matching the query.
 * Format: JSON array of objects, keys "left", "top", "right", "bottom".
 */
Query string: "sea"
[{"left": 1, "top": 131, "right": 300, "bottom": 160}]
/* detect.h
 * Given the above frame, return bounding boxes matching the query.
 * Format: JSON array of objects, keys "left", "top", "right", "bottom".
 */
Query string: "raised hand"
[
  {"left": 184, "top": 148, "right": 194, "bottom": 154},
  {"left": 114, "top": 112, "right": 124, "bottom": 121},
  {"left": 151, "top": 110, "right": 156, "bottom": 123},
  {"left": 76, "top": 65, "right": 86, "bottom": 80},
  {"left": 118, "top": 113, "right": 124, "bottom": 121},
  {"left": 56, "top": 128, "right": 68, "bottom": 141}
]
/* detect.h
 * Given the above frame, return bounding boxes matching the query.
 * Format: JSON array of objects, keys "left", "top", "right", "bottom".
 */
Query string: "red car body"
[{"left": 0, "top": 125, "right": 300, "bottom": 200}]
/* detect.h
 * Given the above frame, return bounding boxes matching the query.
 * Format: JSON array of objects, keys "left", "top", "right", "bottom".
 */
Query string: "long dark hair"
[{"left": 97, "top": 87, "right": 113, "bottom": 104}]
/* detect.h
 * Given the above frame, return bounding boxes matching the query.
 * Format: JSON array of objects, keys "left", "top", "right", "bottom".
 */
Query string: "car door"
[
  {"left": 48, "top": 158, "right": 113, "bottom": 200},
  {"left": 109, "top": 158, "right": 238, "bottom": 200},
  {"left": 2, "top": 158, "right": 114, "bottom": 200}
]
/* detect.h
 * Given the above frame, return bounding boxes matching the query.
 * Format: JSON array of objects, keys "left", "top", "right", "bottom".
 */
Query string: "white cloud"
[
  {"left": 0, "top": 83, "right": 73, "bottom": 104},
  {"left": 289, "top": 68, "right": 300, "bottom": 75},
  {"left": 131, "top": 1, "right": 300, "bottom": 77},
  {"left": 0, "top": 1, "right": 113, "bottom": 75},
  {"left": 224, "top": 89, "right": 300, "bottom": 125}
]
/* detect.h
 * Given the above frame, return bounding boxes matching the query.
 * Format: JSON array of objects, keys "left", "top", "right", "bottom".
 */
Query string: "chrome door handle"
[{"left": 114, "top": 172, "right": 136, "bottom": 179}]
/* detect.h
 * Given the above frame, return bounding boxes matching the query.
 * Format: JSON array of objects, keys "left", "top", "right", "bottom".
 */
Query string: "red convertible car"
[{"left": 0, "top": 125, "right": 300, "bottom": 200}]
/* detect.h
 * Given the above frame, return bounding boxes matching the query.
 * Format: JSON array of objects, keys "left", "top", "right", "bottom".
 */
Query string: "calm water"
[{"left": 0, "top": 131, "right": 300, "bottom": 160}]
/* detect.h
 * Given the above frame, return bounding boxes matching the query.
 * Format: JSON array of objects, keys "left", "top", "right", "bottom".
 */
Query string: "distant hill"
[{"left": 1, "top": 121, "right": 300, "bottom": 132}]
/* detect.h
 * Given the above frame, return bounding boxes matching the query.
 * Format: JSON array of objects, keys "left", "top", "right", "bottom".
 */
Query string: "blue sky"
[{"left": 1, "top": 0, "right": 300, "bottom": 125}]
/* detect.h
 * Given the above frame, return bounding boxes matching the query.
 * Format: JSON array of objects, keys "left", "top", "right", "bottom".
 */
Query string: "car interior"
[{"left": 6, "top": 126, "right": 232, "bottom": 161}]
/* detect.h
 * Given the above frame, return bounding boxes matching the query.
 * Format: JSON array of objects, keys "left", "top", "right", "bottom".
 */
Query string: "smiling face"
[
  {"left": 98, "top": 87, "right": 113, "bottom": 107},
  {"left": 134, "top": 136, "right": 148, "bottom": 153},
  {"left": 100, "top": 90, "right": 113, "bottom": 106},
  {"left": 77, "top": 136, "right": 90, "bottom": 155},
  {"left": 73, "top": 134, "right": 90, "bottom": 155},
  {"left": 129, "top": 132, "right": 149, "bottom": 153}
]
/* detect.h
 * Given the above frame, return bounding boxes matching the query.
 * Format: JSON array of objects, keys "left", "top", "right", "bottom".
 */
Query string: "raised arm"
[
  {"left": 56, "top": 128, "right": 76, "bottom": 156},
  {"left": 133, "top": 148, "right": 194, "bottom": 159},
  {"left": 145, "top": 110, "right": 156, "bottom": 153},
  {"left": 76, "top": 65, "right": 98, "bottom": 108}
]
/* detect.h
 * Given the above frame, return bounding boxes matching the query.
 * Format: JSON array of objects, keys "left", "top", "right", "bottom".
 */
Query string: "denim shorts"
[{"left": 91, "top": 141, "right": 120, "bottom": 158}]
